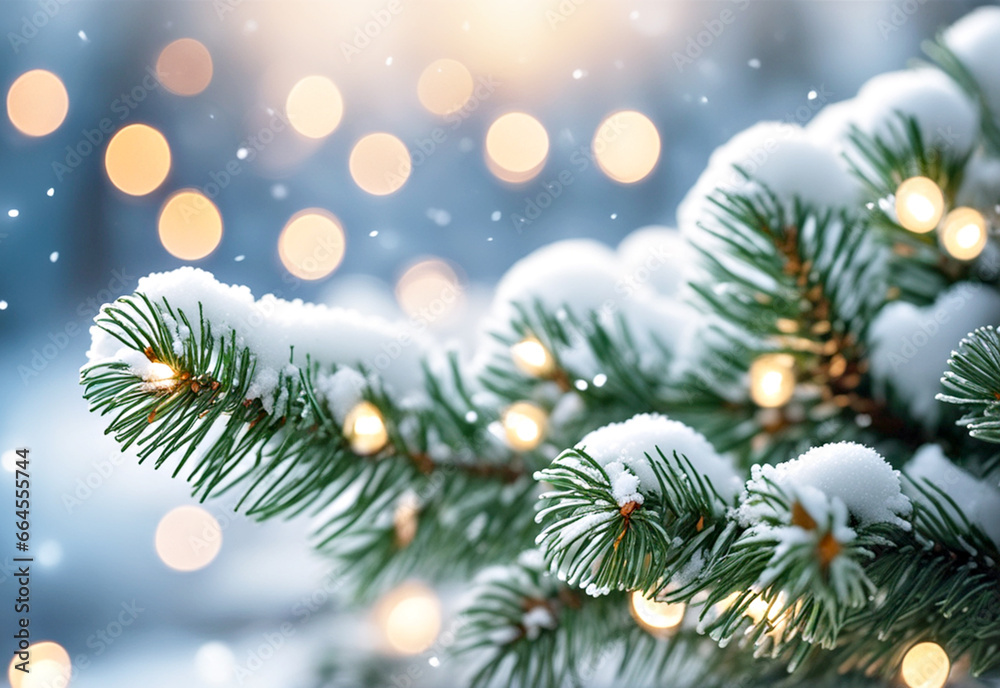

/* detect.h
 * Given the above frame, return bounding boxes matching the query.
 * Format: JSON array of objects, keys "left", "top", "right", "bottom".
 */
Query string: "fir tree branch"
[
  {"left": 938, "top": 326, "right": 1000, "bottom": 444},
  {"left": 80, "top": 292, "right": 539, "bottom": 593}
]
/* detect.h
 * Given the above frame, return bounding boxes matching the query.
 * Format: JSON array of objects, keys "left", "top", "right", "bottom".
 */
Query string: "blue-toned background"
[{"left": 0, "top": 2, "right": 991, "bottom": 687}]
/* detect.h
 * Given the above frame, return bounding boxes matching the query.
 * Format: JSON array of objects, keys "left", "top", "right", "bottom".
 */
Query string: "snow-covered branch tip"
[{"left": 937, "top": 325, "right": 1000, "bottom": 443}]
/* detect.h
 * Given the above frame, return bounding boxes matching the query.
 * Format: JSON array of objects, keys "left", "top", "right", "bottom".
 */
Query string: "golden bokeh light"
[
  {"left": 155, "top": 38, "right": 214, "bottom": 96},
  {"left": 630, "top": 591, "right": 685, "bottom": 634},
  {"left": 394, "top": 258, "right": 462, "bottom": 322},
  {"left": 485, "top": 112, "right": 549, "bottom": 184},
  {"left": 939, "top": 206, "right": 988, "bottom": 261},
  {"left": 158, "top": 190, "right": 223, "bottom": 260},
  {"left": 8, "top": 641, "right": 71, "bottom": 688},
  {"left": 155, "top": 505, "right": 222, "bottom": 572},
  {"left": 376, "top": 582, "right": 442, "bottom": 655},
  {"left": 593, "top": 110, "right": 661, "bottom": 184},
  {"left": 286, "top": 75, "right": 343, "bottom": 139},
  {"left": 104, "top": 124, "right": 171, "bottom": 196},
  {"left": 502, "top": 401, "right": 547, "bottom": 451},
  {"left": 900, "top": 642, "right": 950, "bottom": 688},
  {"left": 278, "top": 209, "right": 346, "bottom": 280},
  {"left": 6, "top": 69, "right": 69, "bottom": 137},
  {"left": 349, "top": 133, "right": 411, "bottom": 195},
  {"left": 343, "top": 401, "right": 389, "bottom": 455},
  {"left": 895, "top": 176, "right": 945, "bottom": 234},
  {"left": 510, "top": 337, "right": 556, "bottom": 378},
  {"left": 749, "top": 353, "right": 796, "bottom": 408},
  {"left": 417, "top": 59, "right": 474, "bottom": 115}
]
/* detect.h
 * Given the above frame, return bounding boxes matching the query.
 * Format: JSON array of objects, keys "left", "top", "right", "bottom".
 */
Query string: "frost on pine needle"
[
  {"left": 905, "top": 444, "right": 1000, "bottom": 548},
  {"left": 741, "top": 442, "right": 911, "bottom": 529},
  {"left": 85, "top": 267, "right": 431, "bottom": 413},
  {"left": 574, "top": 413, "right": 742, "bottom": 502}
]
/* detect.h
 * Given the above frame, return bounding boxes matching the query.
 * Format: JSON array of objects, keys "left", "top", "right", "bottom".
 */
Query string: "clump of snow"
[
  {"left": 313, "top": 367, "right": 366, "bottom": 423},
  {"left": 490, "top": 239, "right": 629, "bottom": 326},
  {"left": 868, "top": 283, "right": 1000, "bottom": 425},
  {"left": 472, "top": 235, "right": 700, "bottom": 380},
  {"left": 574, "top": 413, "right": 742, "bottom": 501},
  {"left": 678, "top": 121, "right": 860, "bottom": 242},
  {"left": 852, "top": 68, "right": 979, "bottom": 155},
  {"left": 521, "top": 605, "right": 557, "bottom": 640},
  {"left": 944, "top": 6, "right": 1000, "bottom": 126},
  {"left": 616, "top": 226, "right": 695, "bottom": 298},
  {"left": 605, "top": 460, "right": 643, "bottom": 506},
  {"left": 905, "top": 444, "right": 1000, "bottom": 547},
  {"left": 755, "top": 485, "right": 857, "bottom": 586},
  {"left": 956, "top": 152, "right": 1000, "bottom": 209},
  {"left": 85, "top": 267, "right": 431, "bottom": 414},
  {"left": 742, "top": 442, "right": 911, "bottom": 529}
]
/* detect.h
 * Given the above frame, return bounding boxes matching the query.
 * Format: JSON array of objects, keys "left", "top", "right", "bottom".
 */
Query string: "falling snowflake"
[
  {"left": 49, "top": 252, "right": 59, "bottom": 263},
  {"left": 426, "top": 208, "right": 452, "bottom": 227}
]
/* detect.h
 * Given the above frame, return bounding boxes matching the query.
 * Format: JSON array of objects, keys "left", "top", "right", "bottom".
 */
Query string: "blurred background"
[{"left": 0, "top": 1, "right": 994, "bottom": 686}]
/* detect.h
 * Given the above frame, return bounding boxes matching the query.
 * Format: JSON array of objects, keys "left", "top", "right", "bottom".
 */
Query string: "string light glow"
[
  {"left": 155, "top": 505, "right": 223, "bottom": 572},
  {"left": 510, "top": 337, "right": 555, "bottom": 377},
  {"left": 749, "top": 353, "right": 796, "bottom": 408},
  {"left": 158, "top": 190, "right": 223, "bottom": 260},
  {"left": 393, "top": 492, "right": 420, "bottom": 548},
  {"left": 502, "top": 401, "right": 547, "bottom": 451},
  {"left": 894, "top": 176, "right": 945, "bottom": 234},
  {"left": 394, "top": 258, "right": 462, "bottom": 322},
  {"left": 900, "top": 642, "right": 950, "bottom": 688},
  {"left": 343, "top": 401, "right": 389, "bottom": 455},
  {"left": 286, "top": 75, "right": 344, "bottom": 139},
  {"left": 156, "top": 38, "right": 214, "bottom": 96},
  {"left": 6, "top": 69, "right": 68, "bottom": 137},
  {"left": 377, "top": 582, "right": 442, "bottom": 655},
  {"left": 593, "top": 110, "right": 661, "bottom": 184},
  {"left": 939, "top": 206, "right": 988, "bottom": 261},
  {"left": 417, "top": 59, "right": 474, "bottom": 115},
  {"left": 349, "top": 133, "right": 412, "bottom": 195},
  {"left": 104, "top": 124, "right": 171, "bottom": 196},
  {"left": 278, "top": 209, "right": 345, "bottom": 280},
  {"left": 629, "top": 591, "right": 685, "bottom": 634},
  {"left": 485, "top": 112, "right": 549, "bottom": 183},
  {"left": 8, "top": 641, "right": 71, "bottom": 688}
]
